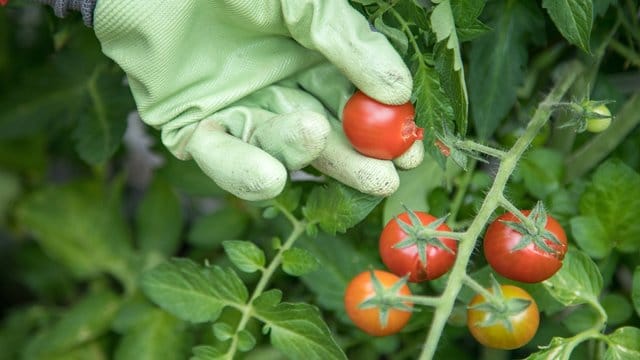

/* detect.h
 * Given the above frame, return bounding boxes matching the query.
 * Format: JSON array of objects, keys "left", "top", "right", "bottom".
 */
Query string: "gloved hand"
[{"left": 93, "top": 0, "right": 424, "bottom": 201}]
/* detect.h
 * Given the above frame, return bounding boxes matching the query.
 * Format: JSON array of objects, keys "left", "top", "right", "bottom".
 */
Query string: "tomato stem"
[
  {"left": 417, "top": 61, "right": 584, "bottom": 360},
  {"left": 395, "top": 295, "right": 441, "bottom": 307},
  {"left": 455, "top": 140, "right": 507, "bottom": 160},
  {"left": 498, "top": 196, "right": 538, "bottom": 234}
]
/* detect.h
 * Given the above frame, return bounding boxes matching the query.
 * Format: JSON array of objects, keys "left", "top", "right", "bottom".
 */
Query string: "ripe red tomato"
[
  {"left": 484, "top": 210, "right": 567, "bottom": 283},
  {"left": 344, "top": 270, "right": 413, "bottom": 336},
  {"left": 379, "top": 211, "right": 457, "bottom": 282},
  {"left": 467, "top": 285, "right": 539, "bottom": 350},
  {"left": 342, "top": 91, "right": 424, "bottom": 160}
]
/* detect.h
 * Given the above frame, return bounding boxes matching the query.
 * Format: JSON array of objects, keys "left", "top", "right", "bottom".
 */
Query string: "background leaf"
[
  {"left": 543, "top": 249, "right": 603, "bottom": 306},
  {"left": 468, "top": 0, "right": 543, "bottom": 139},
  {"left": 136, "top": 177, "right": 183, "bottom": 257},
  {"left": 543, "top": 0, "right": 593, "bottom": 53},
  {"left": 282, "top": 247, "right": 320, "bottom": 276},
  {"left": 570, "top": 216, "right": 611, "bottom": 258},
  {"left": 604, "top": 327, "right": 640, "bottom": 360}
]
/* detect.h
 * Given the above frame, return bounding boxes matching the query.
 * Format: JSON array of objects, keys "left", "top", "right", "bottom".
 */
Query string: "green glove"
[{"left": 94, "top": 0, "right": 423, "bottom": 201}]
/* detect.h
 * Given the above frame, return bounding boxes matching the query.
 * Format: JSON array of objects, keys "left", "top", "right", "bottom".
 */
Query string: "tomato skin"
[
  {"left": 467, "top": 285, "right": 539, "bottom": 350},
  {"left": 484, "top": 210, "right": 567, "bottom": 283},
  {"left": 342, "top": 91, "right": 423, "bottom": 160},
  {"left": 585, "top": 104, "right": 612, "bottom": 133},
  {"left": 344, "top": 270, "right": 413, "bottom": 336},
  {"left": 380, "top": 212, "right": 457, "bottom": 282}
]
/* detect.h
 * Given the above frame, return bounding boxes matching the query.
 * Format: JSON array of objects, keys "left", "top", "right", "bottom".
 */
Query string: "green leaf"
[
  {"left": 212, "top": 323, "right": 234, "bottom": 342},
  {"left": 188, "top": 207, "right": 250, "bottom": 250},
  {"left": 543, "top": 248, "right": 603, "bottom": 306},
  {"left": 451, "top": 0, "right": 490, "bottom": 42},
  {"left": 136, "top": 177, "right": 183, "bottom": 257},
  {"left": 302, "top": 181, "right": 382, "bottom": 234},
  {"left": 469, "top": 0, "right": 543, "bottom": 139},
  {"left": 524, "top": 337, "right": 576, "bottom": 360},
  {"left": 115, "top": 310, "right": 191, "bottom": 360},
  {"left": 602, "top": 293, "right": 633, "bottom": 326},
  {"left": 254, "top": 302, "right": 347, "bottom": 360},
  {"left": 373, "top": 17, "right": 408, "bottom": 55},
  {"left": 632, "top": 266, "right": 640, "bottom": 317},
  {"left": 605, "top": 327, "right": 640, "bottom": 360},
  {"left": 570, "top": 216, "right": 611, "bottom": 259},
  {"left": 223, "top": 240, "right": 266, "bottom": 273},
  {"left": 431, "top": 0, "right": 469, "bottom": 134},
  {"left": 72, "top": 63, "right": 132, "bottom": 165},
  {"left": 542, "top": 0, "right": 593, "bottom": 53},
  {"left": 23, "top": 290, "right": 121, "bottom": 359},
  {"left": 0, "top": 169, "right": 20, "bottom": 222},
  {"left": 580, "top": 160, "right": 640, "bottom": 254},
  {"left": 561, "top": 305, "right": 600, "bottom": 334},
  {"left": 518, "top": 148, "right": 564, "bottom": 199},
  {"left": 141, "top": 259, "right": 248, "bottom": 323},
  {"left": 16, "top": 180, "right": 134, "bottom": 281},
  {"left": 191, "top": 345, "right": 226, "bottom": 360},
  {"left": 412, "top": 61, "right": 454, "bottom": 166},
  {"left": 282, "top": 247, "right": 320, "bottom": 276},
  {"left": 157, "top": 154, "right": 225, "bottom": 197},
  {"left": 237, "top": 330, "right": 256, "bottom": 352},
  {"left": 253, "top": 289, "right": 283, "bottom": 309}
]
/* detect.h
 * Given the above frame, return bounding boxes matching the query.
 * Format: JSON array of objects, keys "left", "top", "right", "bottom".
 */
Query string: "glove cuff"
[{"left": 37, "top": 0, "right": 97, "bottom": 27}]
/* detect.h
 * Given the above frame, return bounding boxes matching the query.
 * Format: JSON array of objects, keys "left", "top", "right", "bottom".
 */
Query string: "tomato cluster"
[{"left": 344, "top": 204, "right": 567, "bottom": 350}]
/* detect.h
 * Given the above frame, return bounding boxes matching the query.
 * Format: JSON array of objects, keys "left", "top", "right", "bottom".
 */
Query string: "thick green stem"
[
  {"left": 448, "top": 159, "right": 477, "bottom": 229},
  {"left": 417, "top": 61, "right": 583, "bottom": 360},
  {"left": 397, "top": 295, "right": 442, "bottom": 307},
  {"left": 456, "top": 140, "right": 507, "bottom": 159}
]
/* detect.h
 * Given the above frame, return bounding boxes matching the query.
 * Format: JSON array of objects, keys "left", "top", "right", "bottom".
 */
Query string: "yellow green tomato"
[{"left": 585, "top": 104, "right": 612, "bottom": 133}]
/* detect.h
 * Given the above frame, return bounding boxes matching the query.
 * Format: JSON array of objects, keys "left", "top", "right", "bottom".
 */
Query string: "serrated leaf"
[
  {"left": 23, "top": 290, "right": 121, "bottom": 359},
  {"left": 254, "top": 302, "right": 347, "bottom": 360},
  {"left": 542, "top": 0, "right": 593, "bottom": 53},
  {"left": 302, "top": 181, "right": 381, "bottom": 234},
  {"left": 282, "top": 247, "right": 320, "bottom": 276},
  {"left": 412, "top": 61, "right": 454, "bottom": 167},
  {"left": 543, "top": 249, "right": 602, "bottom": 306},
  {"left": 451, "top": 0, "right": 490, "bottom": 42},
  {"left": 141, "top": 259, "right": 248, "bottom": 323},
  {"left": 253, "top": 289, "right": 283, "bottom": 309},
  {"left": 632, "top": 267, "right": 640, "bottom": 317},
  {"left": 570, "top": 216, "right": 611, "bottom": 259},
  {"left": 16, "top": 180, "right": 134, "bottom": 280},
  {"left": 431, "top": 0, "right": 468, "bottom": 134},
  {"left": 136, "top": 177, "right": 183, "bottom": 257},
  {"left": 374, "top": 17, "right": 408, "bottom": 55},
  {"left": 212, "top": 323, "right": 234, "bottom": 342},
  {"left": 580, "top": 160, "right": 640, "bottom": 253},
  {"left": 190, "top": 345, "right": 226, "bottom": 360},
  {"left": 605, "top": 327, "right": 640, "bottom": 360},
  {"left": 115, "top": 310, "right": 190, "bottom": 360},
  {"left": 223, "top": 240, "right": 266, "bottom": 273},
  {"left": 469, "top": 0, "right": 544, "bottom": 139}
]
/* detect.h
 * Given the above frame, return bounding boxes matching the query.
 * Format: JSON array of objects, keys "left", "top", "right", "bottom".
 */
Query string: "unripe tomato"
[
  {"left": 585, "top": 104, "right": 612, "bottom": 133},
  {"left": 484, "top": 210, "right": 568, "bottom": 283},
  {"left": 467, "top": 285, "right": 539, "bottom": 350},
  {"left": 344, "top": 270, "right": 413, "bottom": 336},
  {"left": 342, "top": 91, "right": 424, "bottom": 160},
  {"left": 380, "top": 211, "right": 457, "bottom": 282}
]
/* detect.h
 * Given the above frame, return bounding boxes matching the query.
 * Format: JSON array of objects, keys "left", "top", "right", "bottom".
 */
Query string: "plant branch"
[{"left": 417, "top": 61, "right": 584, "bottom": 360}]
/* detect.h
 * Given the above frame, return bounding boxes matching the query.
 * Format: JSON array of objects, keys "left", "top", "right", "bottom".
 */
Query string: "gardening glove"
[{"left": 90, "top": 0, "right": 423, "bottom": 201}]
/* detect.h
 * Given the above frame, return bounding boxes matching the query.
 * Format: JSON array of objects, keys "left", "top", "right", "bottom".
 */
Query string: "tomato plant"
[
  {"left": 379, "top": 210, "right": 457, "bottom": 282},
  {"left": 342, "top": 90, "right": 423, "bottom": 160},
  {"left": 484, "top": 205, "right": 568, "bottom": 283},
  {"left": 343, "top": 270, "right": 413, "bottom": 336},
  {"left": 467, "top": 285, "right": 540, "bottom": 350}
]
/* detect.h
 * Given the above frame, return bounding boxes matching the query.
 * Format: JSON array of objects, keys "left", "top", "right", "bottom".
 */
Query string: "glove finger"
[
  {"left": 290, "top": 63, "right": 354, "bottom": 118},
  {"left": 281, "top": 0, "right": 412, "bottom": 105},
  {"left": 186, "top": 118, "right": 287, "bottom": 201},
  {"left": 311, "top": 120, "right": 399, "bottom": 197},
  {"left": 393, "top": 141, "right": 425, "bottom": 170}
]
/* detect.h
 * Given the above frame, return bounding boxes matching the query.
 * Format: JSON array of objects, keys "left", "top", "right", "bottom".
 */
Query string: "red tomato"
[
  {"left": 344, "top": 270, "right": 413, "bottom": 336},
  {"left": 484, "top": 210, "right": 568, "bottom": 283},
  {"left": 379, "top": 211, "right": 457, "bottom": 282},
  {"left": 342, "top": 91, "right": 423, "bottom": 160},
  {"left": 467, "top": 285, "right": 539, "bottom": 349}
]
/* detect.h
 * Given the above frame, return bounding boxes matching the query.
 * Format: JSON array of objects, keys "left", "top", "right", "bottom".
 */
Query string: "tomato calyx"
[
  {"left": 556, "top": 99, "right": 614, "bottom": 133},
  {"left": 358, "top": 270, "right": 413, "bottom": 328},
  {"left": 501, "top": 202, "right": 564, "bottom": 256},
  {"left": 467, "top": 278, "right": 532, "bottom": 333},
  {"left": 393, "top": 207, "right": 456, "bottom": 268}
]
